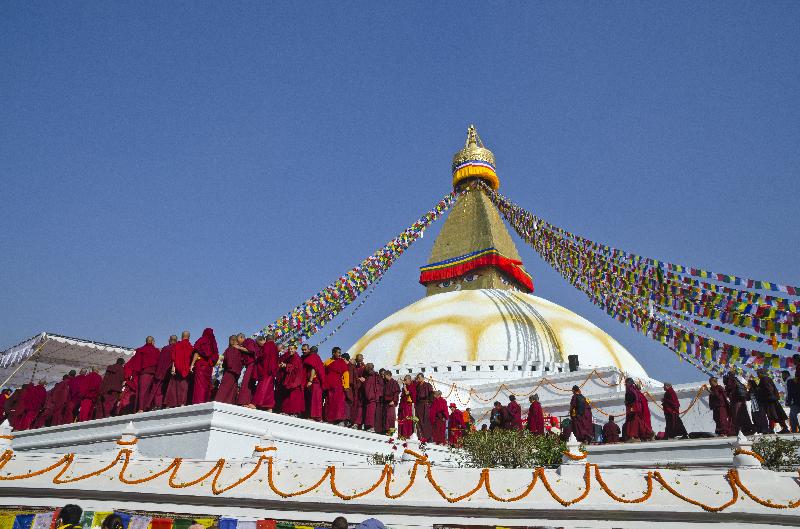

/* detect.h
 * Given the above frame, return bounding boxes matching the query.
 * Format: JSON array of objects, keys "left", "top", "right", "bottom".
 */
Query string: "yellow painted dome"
[{"left": 346, "top": 289, "right": 648, "bottom": 378}]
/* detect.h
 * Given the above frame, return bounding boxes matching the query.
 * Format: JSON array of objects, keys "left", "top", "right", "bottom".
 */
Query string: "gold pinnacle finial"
[{"left": 452, "top": 125, "right": 498, "bottom": 190}]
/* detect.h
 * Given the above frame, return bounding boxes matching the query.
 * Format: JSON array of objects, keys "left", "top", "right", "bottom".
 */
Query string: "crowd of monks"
[{"left": 0, "top": 328, "right": 794, "bottom": 445}]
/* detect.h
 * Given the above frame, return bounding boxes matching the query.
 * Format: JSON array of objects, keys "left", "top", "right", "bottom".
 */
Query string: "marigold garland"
[
  {"left": 733, "top": 449, "right": 765, "bottom": 463},
  {"left": 0, "top": 446, "right": 797, "bottom": 512},
  {"left": 561, "top": 451, "right": 587, "bottom": 461}
]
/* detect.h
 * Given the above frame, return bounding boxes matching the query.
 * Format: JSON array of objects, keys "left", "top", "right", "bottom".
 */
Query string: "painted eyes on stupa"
[
  {"left": 438, "top": 280, "right": 453, "bottom": 288},
  {"left": 464, "top": 274, "right": 479, "bottom": 283}
]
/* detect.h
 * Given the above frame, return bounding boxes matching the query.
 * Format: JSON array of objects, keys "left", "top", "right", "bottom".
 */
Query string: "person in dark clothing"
[
  {"left": 748, "top": 378, "right": 770, "bottom": 434},
  {"left": 757, "top": 369, "right": 789, "bottom": 433},
  {"left": 56, "top": 504, "right": 82, "bottom": 529},
  {"left": 785, "top": 369, "right": 800, "bottom": 433},
  {"left": 723, "top": 372, "right": 754, "bottom": 435},
  {"left": 489, "top": 401, "right": 511, "bottom": 431}
]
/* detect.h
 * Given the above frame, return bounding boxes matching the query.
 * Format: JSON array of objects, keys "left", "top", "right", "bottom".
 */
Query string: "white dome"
[{"left": 347, "top": 289, "right": 648, "bottom": 378}]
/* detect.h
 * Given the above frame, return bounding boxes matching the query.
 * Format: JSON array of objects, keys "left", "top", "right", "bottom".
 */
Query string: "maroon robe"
[
  {"left": 570, "top": 393, "right": 594, "bottom": 443},
  {"left": 78, "top": 371, "right": 102, "bottom": 421},
  {"left": 638, "top": 389, "right": 654, "bottom": 438},
  {"left": 429, "top": 396, "right": 449, "bottom": 445},
  {"left": 709, "top": 385, "right": 734, "bottom": 436},
  {"left": 415, "top": 381, "right": 434, "bottom": 441},
  {"left": 723, "top": 374, "right": 753, "bottom": 435},
  {"left": 49, "top": 378, "right": 73, "bottom": 425},
  {"left": 280, "top": 352, "right": 305, "bottom": 415},
  {"left": 382, "top": 377, "right": 400, "bottom": 432},
  {"left": 602, "top": 420, "right": 621, "bottom": 443},
  {"left": 4, "top": 389, "right": 22, "bottom": 429},
  {"left": 152, "top": 343, "right": 175, "bottom": 410},
  {"left": 68, "top": 374, "right": 84, "bottom": 418},
  {"left": 133, "top": 343, "right": 160, "bottom": 411},
  {"left": 508, "top": 401, "right": 523, "bottom": 430},
  {"left": 662, "top": 386, "right": 688, "bottom": 439},
  {"left": 302, "top": 352, "right": 326, "bottom": 420},
  {"left": 447, "top": 406, "right": 465, "bottom": 446},
  {"left": 0, "top": 393, "right": 8, "bottom": 424},
  {"left": 252, "top": 340, "right": 278, "bottom": 409},
  {"left": 757, "top": 374, "right": 788, "bottom": 425},
  {"left": 95, "top": 363, "right": 125, "bottom": 419},
  {"left": 397, "top": 383, "right": 416, "bottom": 438},
  {"left": 16, "top": 383, "right": 46, "bottom": 431},
  {"left": 165, "top": 338, "right": 193, "bottom": 407},
  {"left": 118, "top": 354, "right": 141, "bottom": 415},
  {"left": 191, "top": 328, "right": 219, "bottom": 405},
  {"left": 623, "top": 382, "right": 646, "bottom": 441},
  {"left": 32, "top": 387, "right": 55, "bottom": 428},
  {"left": 215, "top": 346, "right": 243, "bottom": 404},
  {"left": 325, "top": 358, "right": 350, "bottom": 423},
  {"left": 236, "top": 338, "right": 259, "bottom": 406},
  {"left": 363, "top": 372, "right": 381, "bottom": 430},
  {"left": 374, "top": 375, "right": 386, "bottom": 434},
  {"left": 526, "top": 401, "right": 545, "bottom": 435},
  {"left": 349, "top": 362, "right": 365, "bottom": 426}
]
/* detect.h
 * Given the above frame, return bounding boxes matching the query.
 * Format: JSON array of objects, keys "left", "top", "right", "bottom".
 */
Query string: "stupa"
[{"left": 347, "top": 126, "right": 649, "bottom": 382}]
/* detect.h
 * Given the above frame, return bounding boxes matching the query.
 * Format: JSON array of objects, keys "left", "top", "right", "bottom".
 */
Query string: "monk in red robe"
[
  {"left": 662, "top": 382, "right": 688, "bottom": 439},
  {"left": 709, "top": 377, "right": 733, "bottom": 436},
  {"left": 507, "top": 395, "right": 523, "bottom": 430},
  {"left": 252, "top": 335, "right": 278, "bottom": 411},
  {"left": 152, "top": 335, "right": 177, "bottom": 410},
  {"left": 166, "top": 331, "right": 193, "bottom": 407},
  {"left": 569, "top": 385, "right": 594, "bottom": 443},
  {"left": 722, "top": 372, "right": 753, "bottom": 435},
  {"left": 4, "top": 387, "right": 24, "bottom": 429},
  {"left": 756, "top": 369, "right": 790, "bottom": 433},
  {"left": 236, "top": 334, "right": 260, "bottom": 407},
  {"left": 349, "top": 354, "right": 365, "bottom": 428},
  {"left": 429, "top": 391, "right": 449, "bottom": 445},
  {"left": 94, "top": 359, "right": 125, "bottom": 419},
  {"left": 602, "top": 416, "right": 621, "bottom": 443},
  {"left": 447, "top": 403, "right": 465, "bottom": 446},
  {"left": 623, "top": 378, "right": 646, "bottom": 441},
  {"left": 215, "top": 335, "right": 243, "bottom": 404},
  {"left": 191, "top": 328, "right": 219, "bottom": 404},
  {"left": 414, "top": 374, "right": 434, "bottom": 441},
  {"left": 132, "top": 336, "right": 160, "bottom": 412},
  {"left": 397, "top": 375, "right": 416, "bottom": 438},
  {"left": 637, "top": 383, "right": 654, "bottom": 440},
  {"left": 362, "top": 364, "right": 381, "bottom": 432},
  {"left": 16, "top": 380, "right": 47, "bottom": 430},
  {"left": 68, "top": 369, "right": 84, "bottom": 419},
  {"left": 279, "top": 344, "right": 305, "bottom": 415},
  {"left": 526, "top": 394, "right": 545, "bottom": 435},
  {"left": 49, "top": 375, "right": 74, "bottom": 425},
  {"left": 0, "top": 389, "right": 10, "bottom": 424},
  {"left": 33, "top": 382, "right": 56, "bottom": 429},
  {"left": 301, "top": 344, "right": 326, "bottom": 420},
  {"left": 381, "top": 370, "right": 400, "bottom": 433},
  {"left": 118, "top": 352, "right": 140, "bottom": 416},
  {"left": 325, "top": 347, "right": 351, "bottom": 424},
  {"left": 77, "top": 368, "right": 102, "bottom": 421},
  {"left": 374, "top": 369, "right": 386, "bottom": 433}
]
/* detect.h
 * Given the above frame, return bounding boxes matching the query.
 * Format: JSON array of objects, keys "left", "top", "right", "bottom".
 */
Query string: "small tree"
[
  {"left": 451, "top": 430, "right": 567, "bottom": 469},
  {"left": 753, "top": 436, "right": 800, "bottom": 471}
]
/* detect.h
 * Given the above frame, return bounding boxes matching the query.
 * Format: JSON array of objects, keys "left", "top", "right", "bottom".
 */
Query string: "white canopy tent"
[{"left": 0, "top": 333, "right": 134, "bottom": 388}]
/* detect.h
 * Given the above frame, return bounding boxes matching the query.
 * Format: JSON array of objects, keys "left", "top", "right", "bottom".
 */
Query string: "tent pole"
[{"left": 0, "top": 338, "right": 49, "bottom": 388}]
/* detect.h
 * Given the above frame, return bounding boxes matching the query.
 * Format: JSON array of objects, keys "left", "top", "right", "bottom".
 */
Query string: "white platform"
[{"left": 11, "top": 402, "right": 452, "bottom": 465}]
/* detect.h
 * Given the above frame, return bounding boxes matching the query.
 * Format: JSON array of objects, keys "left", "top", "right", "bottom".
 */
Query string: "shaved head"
[
  {"left": 146, "top": 336, "right": 155, "bottom": 344},
  {"left": 169, "top": 335, "right": 178, "bottom": 344},
  {"left": 182, "top": 331, "right": 190, "bottom": 340}
]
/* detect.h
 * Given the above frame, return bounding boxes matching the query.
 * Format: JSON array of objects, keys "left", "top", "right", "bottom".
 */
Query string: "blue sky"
[{"left": 1, "top": 3, "right": 798, "bottom": 383}]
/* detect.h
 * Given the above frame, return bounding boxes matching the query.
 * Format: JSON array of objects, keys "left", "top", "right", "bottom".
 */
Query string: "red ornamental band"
[{"left": 418, "top": 248, "right": 534, "bottom": 292}]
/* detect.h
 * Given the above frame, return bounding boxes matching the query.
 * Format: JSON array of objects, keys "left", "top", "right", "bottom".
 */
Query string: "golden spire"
[{"left": 451, "top": 125, "right": 499, "bottom": 190}]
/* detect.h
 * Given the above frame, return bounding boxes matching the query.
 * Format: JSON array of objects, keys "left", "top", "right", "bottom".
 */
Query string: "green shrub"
[
  {"left": 451, "top": 430, "right": 567, "bottom": 469},
  {"left": 752, "top": 436, "right": 800, "bottom": 471}
]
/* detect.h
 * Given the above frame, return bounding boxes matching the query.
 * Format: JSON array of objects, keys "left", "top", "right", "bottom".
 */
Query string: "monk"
[
  {"left": 623, "top": 378, "right": 645, "bottom": 441},
  {"left": 17, "top": 380, "right": 47, "bottom": 430},
  {"left": 95, "top": 359, "right": 125, "bottom": 419},
  {"left": 362, "top": 363, "right": 381, "bottom": 432},
  {"left": 709, "top": 377, "right": 733, "bottom": 436},
  {"left": 324, "top": 347, "right": 350, "bottom": 424},
  {"left": 166, "top": 331, "right": 193, "bottom": 408},
  {"left": 722, "top": 373, "right": 753, "bottom": 435},
  {"left": 526, "top": 394, "right": 544, "bottom": 435},
  {"left": 382, "top": 370, "right": 400, "bottom": 433},
  {"left": 507, "top": 395, "right": 523, "bottom": 430},
  {"left": 429, "top": 391, "right": 449, "bottom": 445},
  {"left": 301, "top": 344, "right": 326, "bottom": 420},
  {"left": 252, "top": 335, "right": 278, "bottom": 411},
  {"left": 215, "top": 335, "right": 243, "bottom": 404},
  {"left": 152, "top": 335, "right": 177, "bottom": 410},
  {"left": 662, "top": 382, "right": 688, "bottom": 439},
  {"left": 447, "top": 402, "right": 465, "bottom": 446},
  {"left": 490, "top": 401, "right": 511, "bottom": 431},
  {"left": 278, "top": 344, "right": 305, "bottom": 415},
  {"left": 4, "top": 387, "right": 24, "bottom": 429},
  {"left": 33, "top": 382, "right": 56, "bottom": 429},
  {"left": 349, "top": 354, "right": 365, "bottom": 428},
  {"left": 637, "top": 382, "right": 654, "bottom": 440},
  {"left": 118, "top": 354, "right": 139, "bottom": 416},
  {"left": 133, "top": 336, "right": 160, "bottom": 412},
  {"left": 374, "top": 369, "right": 386, "bottom": 434},
  {"left": 397, "top": 375, "right": 416, "bottom": 438},
  {"left": 191, "top": 328, "right": 219, "bottom": 404},
  {"left": 0, "top": 388, "right": 10, "bottom": 424},
  {"left": 236, "top": 333, "right": 260, "bottom": 407},
  {"left": 68, "top": 369, "right": 84, "bottom": 419},
  {"left": 414, "top": 373, "right": 434, "bottom": 441},
  {"left": 569, "top": 385, "right": 594, "bottom": 443},
  {"left": 756, "top": 369, "right": 789, "bottom": 433},
  {"left": 49, "top": 375, "right": 74, "bottom": 425},
  {"left": 78, "top": 368, "right": 102, "bottom": 421},
  {"left": 602, "top": 416, "right": 621, "bottom": 443}
]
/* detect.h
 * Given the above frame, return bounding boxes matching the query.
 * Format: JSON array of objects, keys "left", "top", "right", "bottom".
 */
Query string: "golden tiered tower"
[{"left": 419, "top": 126, "right": 533, "bottom": 297}]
